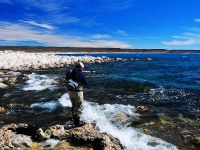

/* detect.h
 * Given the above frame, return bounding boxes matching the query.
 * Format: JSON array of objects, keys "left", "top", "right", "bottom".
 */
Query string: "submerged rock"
[
  {"left": 5, "top": 103, "right": 27, "bottom": 109},
  {"left": 136, "top": 106, "right": 154, "bottom": 112}
]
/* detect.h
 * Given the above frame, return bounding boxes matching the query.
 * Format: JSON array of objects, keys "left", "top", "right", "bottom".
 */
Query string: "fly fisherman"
[{"left": 66, "top": 62, "right": 88, "bottom": 126}]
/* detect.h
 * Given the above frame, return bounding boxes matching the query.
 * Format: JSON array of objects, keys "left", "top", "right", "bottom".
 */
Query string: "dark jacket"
[{"left": 70, "top": 68, "right": 88, "bottom": 86}]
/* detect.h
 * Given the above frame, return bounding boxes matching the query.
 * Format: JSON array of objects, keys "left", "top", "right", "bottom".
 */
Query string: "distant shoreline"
[{"left": 0, "top": 46, "right": 200, "bottom": 54}]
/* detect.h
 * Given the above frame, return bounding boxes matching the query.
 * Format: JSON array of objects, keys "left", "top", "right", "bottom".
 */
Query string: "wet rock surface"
[{"left": 0, "top": 122, "right": 123, "bottom": 149}]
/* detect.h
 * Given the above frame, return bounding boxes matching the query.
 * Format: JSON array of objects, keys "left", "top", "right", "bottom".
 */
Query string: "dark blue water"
[
  {"left": 60, "top": 53, "right": 200, "bottom": 90},
  {"left": 62, "top": 53, "right": 200, "bottom": 119}
]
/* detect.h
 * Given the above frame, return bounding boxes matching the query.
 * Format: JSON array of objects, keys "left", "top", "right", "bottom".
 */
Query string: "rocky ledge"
[{"left": 0, "top": 122, "right": 123, "bottom": 149}]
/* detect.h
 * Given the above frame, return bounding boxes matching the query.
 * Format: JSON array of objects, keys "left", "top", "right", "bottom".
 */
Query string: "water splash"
[
  {"left": 23, "top": 73, "right": 57, "bottom": 91},
  {"left": 30, "top": 93, "right": 178, "bottom": 150},
  {"left": 81, "top": 101, "right": 178, "bottom": 150},
  {"left": 30, "top": 93, "right": 71, "bottom": 110}
]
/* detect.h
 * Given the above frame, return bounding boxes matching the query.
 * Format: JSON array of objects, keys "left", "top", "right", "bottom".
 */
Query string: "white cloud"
[
  {"left": 194, "top": 18, "right": 200, "bottom": 22},
  {"left": 91, "top": 34, "right": 111, "bottom": 39},
  {"left": 162, "top": 22, "right": 200, "bottom": 47},
  {"left": 115, "top": 30, "right": 128, "bottom": 36},
  {"left": 162, "top": 40, "right": 196, "bottom": 45},
  {"left": 0, "top": 21, "right": 132, "bottom": 48},
  {"left": 0, "top": 0, "right": 13, "bottom": 4},
  {"left": 162, "top": 32, "right": 200, "bottom": 45},
  {"left": 20, "top": 20, "right": 55, "bottom": 29},
  {"left": 19, "top": 0, "right": 67, "bottom": 12}
]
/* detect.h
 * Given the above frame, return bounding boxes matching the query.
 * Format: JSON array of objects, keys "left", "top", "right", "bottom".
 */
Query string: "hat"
[{"left": 77, "top": 62, "right": 84, "bottom": 68}]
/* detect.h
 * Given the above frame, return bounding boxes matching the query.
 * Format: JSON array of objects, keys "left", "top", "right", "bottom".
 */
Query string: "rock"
[
  {"left": 0, "top": 122, "right": 123, "bottom": 149},
  {"left": 190, "top": 137, "right": 200, "bottom": 145},
  {"left": 40, "top": 139, "right": 60, "bottom": 149},
  {"left": 41, "top": 81, "right": 58, "bottom": 86},
  {"left": 6, "top": 103, "right": 27, "bottom": 109},
  {"left": 50, "top": 125, "right": 65, "bottom": 137},
  {"left": 0, "top": 78, "right": 4, "bottom": 82},
  {"left": 11, "top": 134, "right": 33, "bottom": 148},
  {"left": 54, "top": 141, "right": 93, "bottom": 150},
  {"left": 136, "top": 106, "right": 154, "bottom": 112},
  {"left": 146, "top": 58, "right": 153, "bottom": 61},
  {"left": 0, "top": 82, "right": 8, "bottom": 88},
  {"left": 1, "top": 50, "right": 112, "bottom": 71},
  {"left": 0, "top": 107, "right": 6, "bottom": 113},
  {"left": 36, "top": 128, "right": 50, "bottom": 141}
]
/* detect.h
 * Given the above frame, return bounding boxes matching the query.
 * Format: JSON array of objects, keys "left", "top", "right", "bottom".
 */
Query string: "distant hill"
[{"left": 0, "top": 46, "right": 200, "bottom": 53}]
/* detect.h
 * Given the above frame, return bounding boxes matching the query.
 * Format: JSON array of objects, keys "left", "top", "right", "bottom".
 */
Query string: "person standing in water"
[{"left": 66, "top": 62, "right": 88, "bottom": 126}]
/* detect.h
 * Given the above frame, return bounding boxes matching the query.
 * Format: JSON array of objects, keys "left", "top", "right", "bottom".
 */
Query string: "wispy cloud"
[
  {"left": 162, "top": 20, "right": 200, "bottom": 46},
  {"left": 0, "top": 21, "right": 132, "bottom": 48},
  {"left": 0, "top": 0, "right": 14, "bottom": 5},
  {"left": 162, "top": 40, "right": 197, "bottom": 45},
  {"left": 102, "top": 0, "right": 134, "bottom": 11},
  {"left": 115, "top": 30, "right": 128, "bottom": 36},
  {"left": 20, "top": 20, "right": 55, "bottom": 29},
  {"left": 91, "top": 34, "right": 111, "bottom": 39},
  {"left": 162, "top": 32, "right": 200, "bottom": 45},
  {"left": 194, "top": 18, "right": 200, "bottom": 22},
  {"left": 19, "top": 0, "right": 68, "bottom": 12}
]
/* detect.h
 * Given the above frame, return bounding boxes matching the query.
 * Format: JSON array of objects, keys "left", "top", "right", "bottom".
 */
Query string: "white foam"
[
  {"left": 23, "top": 73, "right": 57, "bottom": 91},
  {"left": 30, "top": 93, "right": 71, "bottom": 110},
  {"left": 58, "top": 93, "right": 72, "bottom": 107},
  {"left": 30, "top": 93, "right": 177, "bottom": 150},
  {"left": 30, "top": 101, "right": 58, "bottom": 111},
  {"left": 82, "top": 101, "right": 178, "bottom": 150}
]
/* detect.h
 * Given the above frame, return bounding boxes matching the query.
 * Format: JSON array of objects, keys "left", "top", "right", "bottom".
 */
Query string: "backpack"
[{"left": 65, "top": 70, "right": 79, "bottom": 91}]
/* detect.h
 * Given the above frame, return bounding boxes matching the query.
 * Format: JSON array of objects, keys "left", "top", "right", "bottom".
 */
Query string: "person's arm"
[{"left": 79, "top": 72, "right": 88, "bottom": 86}]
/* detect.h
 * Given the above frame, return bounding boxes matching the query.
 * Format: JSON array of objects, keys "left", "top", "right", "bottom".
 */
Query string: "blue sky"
[{"left": 0, "top": 0, "right": 200, "bottom": 50}]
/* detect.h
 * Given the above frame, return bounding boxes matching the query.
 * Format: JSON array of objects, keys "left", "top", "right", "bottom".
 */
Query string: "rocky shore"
[
  {"left": 0, "top": 122, "right": 122, "bottom": 149},
  {"left": 0, "top": 50, "right": 153, "bottom": 89},
  {"left": 0, "top": 50, "right": 126, "bottom": 149},
  {"left": 0, "top": 50, "right": 116, "bottom": 89},
  {"left": 0, "top": 50, "right": 114, "bottom": 71}
]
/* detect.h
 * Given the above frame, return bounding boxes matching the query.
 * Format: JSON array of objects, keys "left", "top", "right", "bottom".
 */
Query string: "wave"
[{"left": 30, "top": 93, "right": 178, "bottom": 150}]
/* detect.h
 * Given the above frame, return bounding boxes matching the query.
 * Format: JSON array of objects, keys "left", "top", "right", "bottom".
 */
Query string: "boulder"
[{"left": 11, "top": 134, "right": 33, "bottom": 148}]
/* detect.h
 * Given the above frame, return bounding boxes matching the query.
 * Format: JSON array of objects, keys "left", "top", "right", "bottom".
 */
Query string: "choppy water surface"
[{"left": 1, "top": 53, "right": 200, "bottom": 150}]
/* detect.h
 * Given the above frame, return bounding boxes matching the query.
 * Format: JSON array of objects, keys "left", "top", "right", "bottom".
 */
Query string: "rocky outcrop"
[
  {"left": 0, "top": 123, "right": 123, "bottom": 150},
  {"left": 0, "top": 50, "right": 115, "bottom": 71}
]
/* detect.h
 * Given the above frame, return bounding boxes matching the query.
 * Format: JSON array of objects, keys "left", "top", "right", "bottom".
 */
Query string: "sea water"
[{"left": 1, "top": 53, "right": 200, "bottom": 149}]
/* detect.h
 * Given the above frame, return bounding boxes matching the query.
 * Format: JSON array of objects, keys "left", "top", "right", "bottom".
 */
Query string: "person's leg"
[
  {"left": 73, "top": 91, "right": 83, "bottom": 126},
  {"left": 68, "top": 91, "right": 76, "bottom": 122}
]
